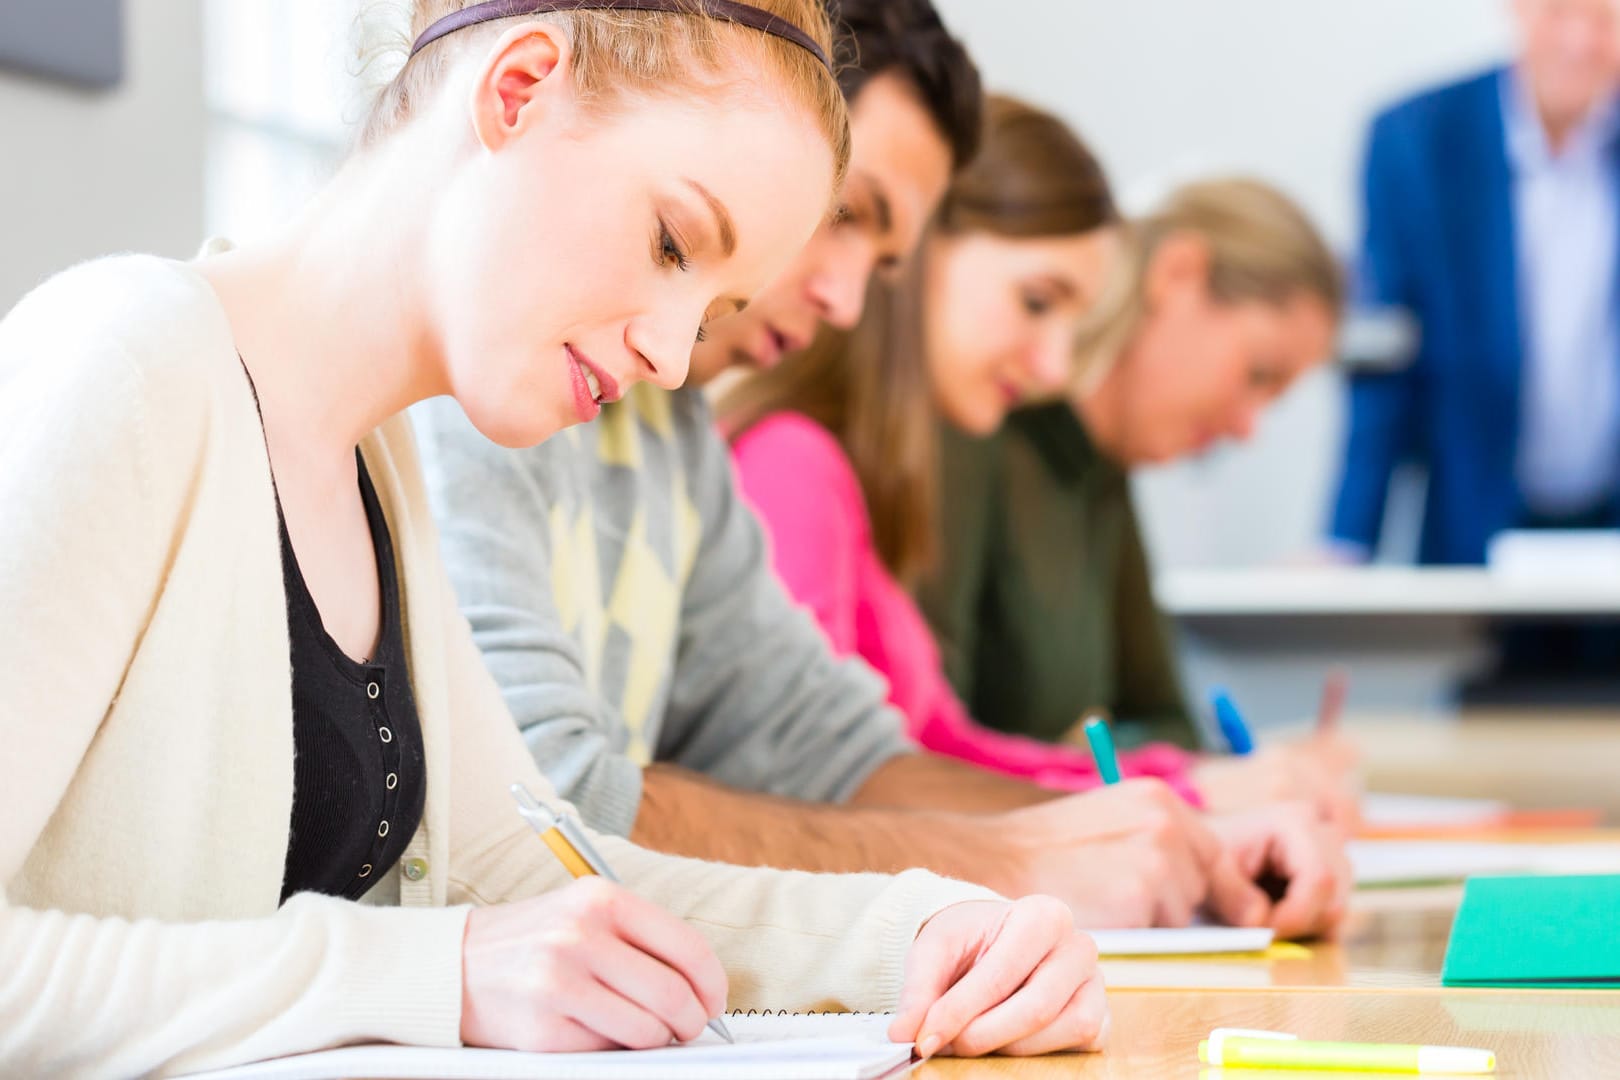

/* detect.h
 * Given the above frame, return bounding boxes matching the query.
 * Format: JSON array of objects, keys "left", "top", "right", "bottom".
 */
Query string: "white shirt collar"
[{"left": 1502, "top": 66, "right": 1620, "bottom": 170}]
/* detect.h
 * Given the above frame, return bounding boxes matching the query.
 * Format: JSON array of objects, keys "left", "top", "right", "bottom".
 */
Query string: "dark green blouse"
[{"left": 919, "top": 403, "right": 1201, "bottom": 751}]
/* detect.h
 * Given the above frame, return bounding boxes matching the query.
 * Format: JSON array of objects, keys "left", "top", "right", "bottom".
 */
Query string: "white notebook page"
[{"left": 180, "top": 1013, "right": 908, "bottom": 1080}]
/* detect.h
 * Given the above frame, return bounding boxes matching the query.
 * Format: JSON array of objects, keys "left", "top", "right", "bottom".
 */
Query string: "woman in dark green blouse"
[
  {"left": 926, "top": 404, "right": 1196, "bottom": 750},
  {"left": 919, "top": 179, "right": 1360, "bottom": 816}
]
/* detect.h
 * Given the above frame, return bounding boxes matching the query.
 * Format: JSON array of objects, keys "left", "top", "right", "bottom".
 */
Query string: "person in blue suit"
[{"left": 1331, "top": 0, "right": 1620, "bottom": 568}]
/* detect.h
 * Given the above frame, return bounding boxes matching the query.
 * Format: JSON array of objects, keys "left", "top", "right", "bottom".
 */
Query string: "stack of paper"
[
  {"left": 1360, "top": 793, "right": 1512, "bottom": 831},
  {"left": 1350, "top": 840, "right": 1620, "bottom": 887}
]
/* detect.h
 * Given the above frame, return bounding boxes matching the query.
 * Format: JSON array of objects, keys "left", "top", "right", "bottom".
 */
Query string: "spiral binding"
[{"left": 726, "top": 1009, "right": 887, "bottom": 1017}]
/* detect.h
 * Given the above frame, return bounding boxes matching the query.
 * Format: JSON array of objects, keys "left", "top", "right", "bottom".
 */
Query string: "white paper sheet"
[
  {"left": 180, "top": 1014, "right": 907, "bottom": 1080},
  {"left": 1086, "top": 926, "right": 1274, "bottom": 955},
  {"left": 1350, "top": 840, "right": 1620, "bottom": 886}
]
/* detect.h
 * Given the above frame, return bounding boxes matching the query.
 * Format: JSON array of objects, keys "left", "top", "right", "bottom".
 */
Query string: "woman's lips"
[
  {"left": 566, "top": 345, "right": 620, "bottom": 424},
  {"left": 751, "top": 331, "right": 785, "bottom": 369},
  {"left": 567, "top": 349, "right": 600, "bottom": 423},
  {"left": 570, "top": 346, "right": 620, "bottom": 403},
  {"left": 752, "top": 326, "right": 811, "bottom": 370}
]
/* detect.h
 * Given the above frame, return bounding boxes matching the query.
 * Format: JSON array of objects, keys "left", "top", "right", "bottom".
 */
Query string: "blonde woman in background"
[{"left": 0, "top": 4, "right": 1108, "bottom": 1075}]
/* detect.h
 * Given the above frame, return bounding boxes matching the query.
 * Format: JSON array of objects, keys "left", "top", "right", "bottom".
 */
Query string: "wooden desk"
[
  {"left": 1357, "top": 714, "right": 1620, "bottom": 822},
  {"left": 919, "top": 989, "right": 1620, "bottom": 1078},
  {"left": 1102, "top": 830, "right": 1620, "bottom": 989},
  {"left": 1102, "top": 887, "right": 1460, "bottom": 992},
  {"left": 921, "top": 843, "right": 1620, "bottom": 1077}
]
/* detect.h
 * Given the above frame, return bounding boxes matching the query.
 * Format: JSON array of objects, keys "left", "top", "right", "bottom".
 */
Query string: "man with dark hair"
[
  {"left": 687, "top": 0, "right": 983, "bottom": 380},
  {"left": 415, "top": 0, "right": 1349, "bottom": 937},
  {"left": 830, "top": 0, "right": 984, "bottom": 164}
]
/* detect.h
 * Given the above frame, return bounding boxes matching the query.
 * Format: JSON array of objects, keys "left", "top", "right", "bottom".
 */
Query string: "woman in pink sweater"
[
  {"left": 721, "top": 98, "right": 1206, "bottom": 801},
  {"left": 722, "top": 98, "right": 1356, "bottom": 820},
  {"left": 730, "top": 408, "right": 1206, "bottom": 799}
]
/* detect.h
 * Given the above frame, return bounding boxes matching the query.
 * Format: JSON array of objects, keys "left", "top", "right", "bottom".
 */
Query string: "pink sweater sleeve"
[
  {"left": 911, "top": 690, "right": 1202, "bottom": 805},
  {"left": 730, "top": 413, "right": 1201, "bottom": 806},
  {"left": 731, "top": 413, "right": 864, "bottom": 653}
]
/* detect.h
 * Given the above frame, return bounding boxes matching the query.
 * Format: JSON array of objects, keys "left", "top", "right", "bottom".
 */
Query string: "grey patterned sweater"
[{"left": 414, "top": 385, "right": 915, "bottom": 837}]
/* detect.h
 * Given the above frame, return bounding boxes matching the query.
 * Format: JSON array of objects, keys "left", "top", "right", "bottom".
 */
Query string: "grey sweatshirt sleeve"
[
  {"left": 655, "top": 392, "right": 917, "bottom": 801},
  {"left": 414, "top": 390, "right": 916, "bottom": 837},
  {"left": 413, "top": 397, "right": 646, "bottom": 837}
]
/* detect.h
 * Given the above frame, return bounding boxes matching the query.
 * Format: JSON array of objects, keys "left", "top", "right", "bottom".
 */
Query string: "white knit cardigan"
[{"left": 0, "top": 256, "right": 993, "bottom": 1078}]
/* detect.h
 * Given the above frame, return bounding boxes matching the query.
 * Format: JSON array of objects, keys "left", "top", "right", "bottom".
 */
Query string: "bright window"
[{"left": 202, "top": 0, "right": 377, "bottom": 241}]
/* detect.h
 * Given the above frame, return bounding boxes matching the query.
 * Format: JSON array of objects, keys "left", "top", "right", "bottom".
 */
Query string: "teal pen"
[
  {"left": 1211, "top": 688, "right": 1255, "bottom": 755},
  {"left": 1082, "top": 714, "right": 1122, "bottom": 784}
]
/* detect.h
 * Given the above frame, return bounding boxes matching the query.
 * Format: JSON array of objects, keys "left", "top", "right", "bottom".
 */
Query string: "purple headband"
[{"left": 410, "top": 0, "right": 830, "bottom": 71}]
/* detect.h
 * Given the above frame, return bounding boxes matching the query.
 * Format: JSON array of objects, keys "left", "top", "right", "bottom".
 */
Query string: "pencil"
[{"left": 511, "top": 784, "right": 735, "bottom": 1045}]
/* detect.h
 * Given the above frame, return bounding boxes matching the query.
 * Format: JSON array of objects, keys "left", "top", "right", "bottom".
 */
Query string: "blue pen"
[
  {"left": 1082, "top": 714, "right": 1122, "bottom": 784},
  {"left": 1211, "top": 688, "right": 1255, "bottom": 755}
]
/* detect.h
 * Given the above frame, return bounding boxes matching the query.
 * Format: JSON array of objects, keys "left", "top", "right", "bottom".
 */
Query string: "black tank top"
[
  {"left": 275, "top": 451, "right": 427, "bottom": 902},
  {"left": 237, "top": 357, "right": 427, "bottom": 902}
]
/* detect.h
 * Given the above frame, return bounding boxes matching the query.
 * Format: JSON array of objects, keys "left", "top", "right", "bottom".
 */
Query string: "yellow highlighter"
[
  {"left": 1199, "top": 1028, "right": 1495, "bottom": 1074},
  {"left": 510, "top": 783, "right": 735, "bottom": 1044}
]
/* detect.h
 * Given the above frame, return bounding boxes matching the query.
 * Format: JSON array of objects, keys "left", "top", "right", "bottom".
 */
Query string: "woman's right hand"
[
  {"left": 1193, "top": 740, "right": 1362, "bottom": 834},
  {"left": 460, "top": 877, "right": 728, "bottom": 1051},
  {"left": 890, "top": 896, "right": 1110, "bottom": 1058}
]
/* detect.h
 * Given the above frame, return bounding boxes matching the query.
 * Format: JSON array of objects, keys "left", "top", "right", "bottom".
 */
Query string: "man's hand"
[{"left": 993, "top": 779, "right": 1271, "bottom": 929}]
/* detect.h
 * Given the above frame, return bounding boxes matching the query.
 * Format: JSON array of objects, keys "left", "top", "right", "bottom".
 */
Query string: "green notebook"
[{"left": 1442, "top": 874, "right": 1620, "bottom": 988}]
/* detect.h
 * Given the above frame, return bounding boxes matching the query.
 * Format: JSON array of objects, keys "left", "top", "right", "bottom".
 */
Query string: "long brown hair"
[{"left": 721, "top": 95, "right": 1118, "bottom": 584}]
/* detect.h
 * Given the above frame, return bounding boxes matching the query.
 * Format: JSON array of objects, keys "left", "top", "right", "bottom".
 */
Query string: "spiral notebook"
[{"left": 180, "top": 1013, "right": 908, "bottom": 1080}]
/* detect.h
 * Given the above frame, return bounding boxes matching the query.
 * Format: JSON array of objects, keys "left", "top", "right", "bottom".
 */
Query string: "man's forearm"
[
  {"left": 631, "top": 763, "right": 1022, "bottom": 891},
  {"left": 849, "top": 752, "right": 1063, "bottom": 814}
]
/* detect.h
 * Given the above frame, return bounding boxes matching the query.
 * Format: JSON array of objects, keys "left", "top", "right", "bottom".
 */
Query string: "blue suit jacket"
[{"left": 1330, "top": 66, "right": 1620, "bottom": 564}]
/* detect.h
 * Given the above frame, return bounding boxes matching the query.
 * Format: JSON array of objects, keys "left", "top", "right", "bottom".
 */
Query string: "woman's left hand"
[{"left": 888, "top": 897, "right": 1109, "bottom": 1059}]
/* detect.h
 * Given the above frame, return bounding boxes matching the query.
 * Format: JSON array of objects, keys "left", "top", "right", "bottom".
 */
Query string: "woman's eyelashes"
[
  {"left": 657, "top": 222, "right": 693, "bottom": 272},
  {"left": 654, "top": 222, "right": 708, "bottom": 345},
  {"left": 1020, "top": 290, "right": 1055, "bottom": 316}
]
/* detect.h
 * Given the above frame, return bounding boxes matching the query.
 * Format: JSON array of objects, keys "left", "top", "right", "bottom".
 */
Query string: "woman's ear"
[
  {"left": 1143, "top": 230, "right": 1212, "bottom": 311},
  {"left": 468, "top": 22, "right": 572, "bottom": 152}
]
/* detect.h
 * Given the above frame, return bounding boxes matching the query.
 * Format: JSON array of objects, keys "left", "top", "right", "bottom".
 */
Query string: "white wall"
[
  {"left": 933, "top": 0, "right": 1517, "bottom": 566},
  {"left": 201, "top": 0, "right": 363, "bottom": 244},
  {"left": 0, "top": 1, "right": 1515, "bottom": 567},
  {"left": 0, "top": 1, "right": 205, "bottom": 311}
]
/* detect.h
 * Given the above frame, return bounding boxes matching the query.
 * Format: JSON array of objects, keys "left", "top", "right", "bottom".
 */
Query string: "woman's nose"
[
  {"left": 625, "top": 317, "right": 695, "bottom": 392},
  {"left": 1026, "top": 333, "right": 1073, "bottom": 393}
]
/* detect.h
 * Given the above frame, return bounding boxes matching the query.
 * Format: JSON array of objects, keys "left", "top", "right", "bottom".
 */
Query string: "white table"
[
  {"left": 1158, "top": 566, "right": 1620, "bottom": 616},
  {"left": 1154, "top": 567, "right": 1620, "bottom": 724}
]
